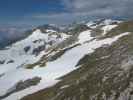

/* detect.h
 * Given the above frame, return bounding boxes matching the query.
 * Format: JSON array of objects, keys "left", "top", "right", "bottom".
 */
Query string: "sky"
[
  {"left": 0, "top": 0, "right": 133, "bottom": 27},
  {"left": 0, "top": 0, "right": 133, "bottom": 48}
]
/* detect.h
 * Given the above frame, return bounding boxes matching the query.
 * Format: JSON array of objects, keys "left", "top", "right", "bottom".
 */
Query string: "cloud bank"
[{"left": 31, "top": 0, "right": 133, "bottom": 25}]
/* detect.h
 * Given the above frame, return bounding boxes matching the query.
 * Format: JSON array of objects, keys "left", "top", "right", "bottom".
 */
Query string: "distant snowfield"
[
  {"left": 78, "top": 30, "right": 93, "bottom": 43},
  {"left": 0, "top": 28, "right": 130, "bottom": 100}
]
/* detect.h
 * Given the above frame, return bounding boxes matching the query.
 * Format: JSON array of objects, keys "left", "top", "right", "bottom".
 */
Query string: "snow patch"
[
  {"left": 102, "top": 25, "right": 117, "bottom": 35},
  {"left": 78, "top": 30, "right": 93, "bottom": 43}
]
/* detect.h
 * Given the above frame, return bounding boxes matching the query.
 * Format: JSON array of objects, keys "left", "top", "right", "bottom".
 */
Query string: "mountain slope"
[
  {"left": 0, "top": 27, "right": 70, "bottom": 99},
  {"left": 0, "top": 19, "right": 133, "bottom": 100}
]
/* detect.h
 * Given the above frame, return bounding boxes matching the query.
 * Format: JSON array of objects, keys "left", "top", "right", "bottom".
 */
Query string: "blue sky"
[
  {"left": 0, "top": 0, "right": 133, "bottom": 26},
  {"left": 0, "top": 0, "right": 66, "bottom": 26},
  {"left": 0, "top": 0, "right": 133, "bottom": 47}
]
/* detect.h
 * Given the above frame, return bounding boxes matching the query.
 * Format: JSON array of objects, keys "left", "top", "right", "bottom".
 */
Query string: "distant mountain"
[
  {"left": 0, "top": 19, "right": 133, "bottom": 100},
  {"left": 0, "top": 24, "right": 67, "bottom": 49},
  {"left": 0, "top": 26, "right": 29, "bottom": 49}
]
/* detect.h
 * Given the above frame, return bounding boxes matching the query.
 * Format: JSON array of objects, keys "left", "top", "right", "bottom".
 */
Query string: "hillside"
[{"left": 0, "top": 19, "right": 133, "bottom": 100}]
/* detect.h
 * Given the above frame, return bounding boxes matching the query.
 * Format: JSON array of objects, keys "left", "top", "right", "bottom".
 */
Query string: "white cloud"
[
  {"left": 15, "top": 0, "right": 133, "bottom": 25},
  {"left": 62, "top": 0, "right": 133, "bottom": 19}
]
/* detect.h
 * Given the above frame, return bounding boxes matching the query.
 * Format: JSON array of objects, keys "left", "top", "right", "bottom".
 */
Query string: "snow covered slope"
[
  {"left": 0, "top": 19, "right": 133, "bottom": 100},
  {"left": 0, "top": 28, "right": 70, "bottom": 99}
]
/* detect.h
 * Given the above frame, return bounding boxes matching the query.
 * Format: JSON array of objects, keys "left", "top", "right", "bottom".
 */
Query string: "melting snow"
[
  {"left": 102, "top": 25, "right": 117, "bottom": 35},
  {"left": 60, "top": 85, "right": 69, "bottom": 89}
]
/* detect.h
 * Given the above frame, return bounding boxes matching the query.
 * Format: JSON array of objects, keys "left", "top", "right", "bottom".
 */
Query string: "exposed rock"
[
  {"left": 32, "top": 45, "right": 46, "bottom": 56},
  {"left": 24, "top": 46, "right": 31, "bottom": 53},
  {"left": 0, "top": 77, "right": 41, "bottom": 99},
  {"left": 7, "top": 60, "right": 14, "bottom": 64},
  {"left": 0, "top": 60, "right": 5, "bottom": 64}
]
